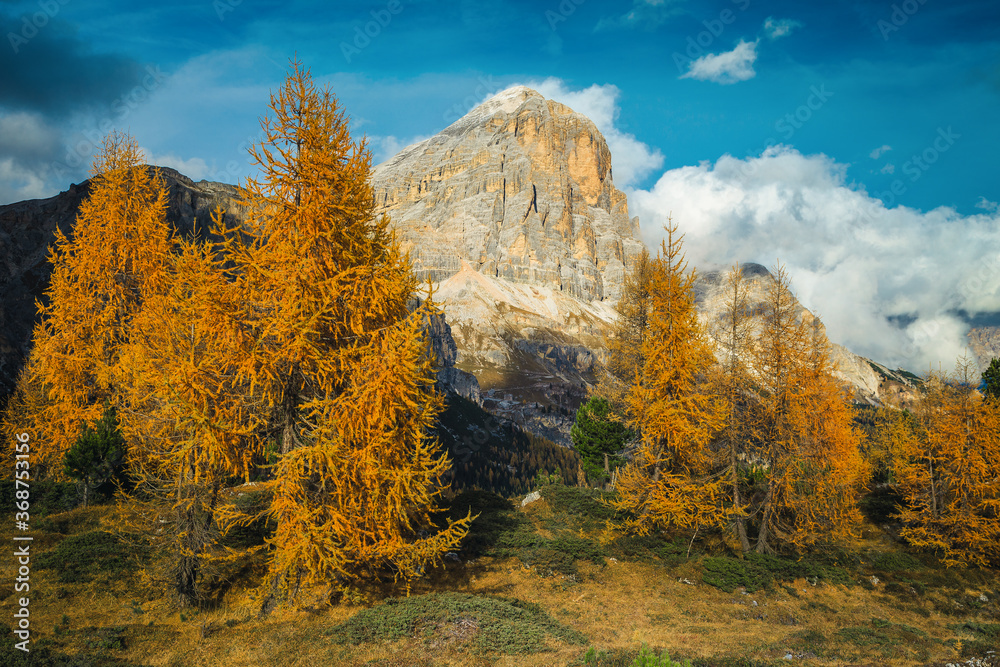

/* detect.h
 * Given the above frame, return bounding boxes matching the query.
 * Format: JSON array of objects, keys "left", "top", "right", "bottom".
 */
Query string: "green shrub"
[
  {"left": 36, "top": 531, "right": 146, "bottom": 584},
  {"left": 63, "top": 403, "right": 127, "bottom": 507},
  {"left": 0, "top": 480, "right": 78, "bottom": 517},
  {"left": 702, "top": 553, "right": 850, "bottom": 593},
  {"left": 325, "top": 592, "right": 586, "bottom": 654}
]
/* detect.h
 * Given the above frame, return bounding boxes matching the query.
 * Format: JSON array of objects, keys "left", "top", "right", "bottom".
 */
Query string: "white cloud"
[
  {"left": 0, "top": 156, "right": 51, "bottom": 203},
  {"left": 976, "top": 196, "right": 999, "bottom": 213},
  {"left": 869, "top": 144, "right": 892, "bottom": 159},
  {"left": 680, "top": 39, "right": 758, "bottom": 85},
  {"left": 629, "top": 146, "right": 1000, "bottom": 371},
  {"left": 523, "top": 78, "right": 664, "bottom": 188},
  {"left": 880, "top": 163, "right": 895, "bottom": 175},
  {"left": 763, "top": 17, "right": 802, "bottom": 40},
  {"left": 142, "top": 149, "right": 211, "bottom": 180},
  {"left": 369, "top": 134, "right": 433, "bottom": 165},
  {"left": 0, "top": 111, "right": 63, "bottom": 204}
]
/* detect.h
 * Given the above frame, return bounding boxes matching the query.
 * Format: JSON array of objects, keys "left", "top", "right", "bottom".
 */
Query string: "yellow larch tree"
[
  {"left": 226, "top": 61, "right": 469, "bottom": 609},
  {"left": 12, "top": 132, "right": 173, "bottom": 477},
  {"left": 113, "top": 234, "right": 265, "bottom": 605},
  {"left": 600, "top": 248, "right": 655, "bottom": 413},
  {"left": 749, "top": 265, "right": 867, "bottom": 553},
  {"left": 707, "top": 263, "right": 755, "bottom": 552},
  {"left": 613, "top": 222, "right": 725, "bottom": 535},
  {"left": 893, "top": 359, "right": 1000, "bottom": 567}
]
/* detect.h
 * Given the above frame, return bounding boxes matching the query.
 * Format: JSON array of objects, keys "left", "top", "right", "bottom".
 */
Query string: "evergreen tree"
[
  {"left": 228, "top": 61, "right": 470, "bottom": 610},
  {"left": 612, "top": 221, "right": 725, "bottom": 535},
  {"left": 570, "top": 396, "right": 632, "bottom": 485},
  {"left": 64, "top": 403, "right": 126, "bottom": 507},
  {"left": 894, "top": 358, "right": 1000, "bottom": 567},
  {"left": 17, "top": 132, "right": 173, "bottom": 477},
  {"left": 981, "top": 357, "right": 1000, "bottom": 400}
]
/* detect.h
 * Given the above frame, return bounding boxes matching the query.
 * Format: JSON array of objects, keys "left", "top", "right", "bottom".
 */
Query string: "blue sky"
[{"left": 2, "top": 0, "right": 1000, "bottom": 369}]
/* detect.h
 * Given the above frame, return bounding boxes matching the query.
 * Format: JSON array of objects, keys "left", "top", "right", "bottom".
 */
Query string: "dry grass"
[{"left": 3, "top": 494, "right": 998, "bottom": 666}]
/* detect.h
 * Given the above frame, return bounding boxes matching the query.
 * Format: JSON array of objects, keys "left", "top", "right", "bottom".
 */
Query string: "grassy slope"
[{"left": 3, "top": 483, "right": 999, "bottom": 666}]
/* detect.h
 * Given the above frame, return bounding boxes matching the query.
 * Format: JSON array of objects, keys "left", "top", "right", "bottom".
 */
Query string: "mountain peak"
[{"left": 372, "top": 84, "right": 643, "bottom": 303}]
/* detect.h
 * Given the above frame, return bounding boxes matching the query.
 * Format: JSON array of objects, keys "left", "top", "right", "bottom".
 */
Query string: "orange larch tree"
[
  {"left": 114, "top": 234, "right": 265, "bottom": 604},
  {"left": 226, "top": 61, "right": 470, "bottom": 609},
  {"left": 707, "top": 263, "right": 755, "bottom": 552},
  {"left": 749, "top": 265, "right": 867, "bottom": 554},
  {"left": 893, "top": 359, "right": 1000, "bottom": 567},
  {"left": 613, "top": 222, "right": 725, "bottom": 535},
  {"left": 14, "top": 132, "right": 174, "bottom": 477}
]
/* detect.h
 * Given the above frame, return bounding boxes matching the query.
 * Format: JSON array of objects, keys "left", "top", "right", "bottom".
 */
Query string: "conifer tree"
[
  {"left": 749, "top": 266, "right": 866, "bottom": 553},
  {"left": 227, "top": 61, "right": 470, "bottom": 608},
  {"left": 893, "top": 359, "right": 1000, "bottom": 567},
  {"left": 571, "top": 396, "right": 633, "bottom": 485},
  {"left": 114, "top": 236, "right": 264, "bottom": 604},
  {"left": 613, "top": 222, "right": 725, "bottom": 534},
  {"left": 63, "top": 403, "right": 126, "bottom": 507},
  {"left": 708, "top": 263, "right": 755, "bottom": 552},
  {"left": 17, "top": 133, "right": 173, "bottom": 476}
]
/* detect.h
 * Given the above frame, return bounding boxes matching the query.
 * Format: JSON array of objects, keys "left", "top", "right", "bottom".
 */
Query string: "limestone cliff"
[{"left": 372, "top": 85, "right": 644, "bottom": 303}]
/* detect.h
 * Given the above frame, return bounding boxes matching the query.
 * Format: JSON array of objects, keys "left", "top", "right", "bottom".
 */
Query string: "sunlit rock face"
[{"left": 372, "top": 85, "right": 644, "bottom": 305}]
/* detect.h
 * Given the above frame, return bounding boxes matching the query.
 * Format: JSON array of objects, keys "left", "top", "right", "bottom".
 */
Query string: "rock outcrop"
[
  {"left": 696, "top": 263, "right": 922, "bottom": 406},
  {"left": 372, "top": 85, "right": 644, "bottom": 303}
]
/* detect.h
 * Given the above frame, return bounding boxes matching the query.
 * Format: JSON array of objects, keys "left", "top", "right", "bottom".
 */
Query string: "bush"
[
  {"left": 0, "top": 480, "right": 78, "bottom": 517},
  {"left": 702, "top": 553, "right": 850, "bottom": 593},
  {"left": 325, "top": 592, "right": 586, "bottom": 654},
  {"left": 36, "top": 531, "right": 146, "bottom": 584},
  {"left": 63, "top": 404, "right": 127, "bottom": 507}
]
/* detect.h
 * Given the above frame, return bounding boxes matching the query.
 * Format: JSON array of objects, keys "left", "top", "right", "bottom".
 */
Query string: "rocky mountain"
[
  {"left": 696, "top": 263, "right": 922, "bottom": 408},
  {"left": 372, "top": 85, "right": 644, "bottom": 303},
  {"left": 0, "top": 168, "right": 244, "bottom": 396},
  {"left": 0, "top": 87, "right": 927, "bottom": 445},
  {"left": 0, "top": 169, "right": 475, "bottom": 405},
  {"left": 369, "top": 87, "right": 924, "bottom": 443}
]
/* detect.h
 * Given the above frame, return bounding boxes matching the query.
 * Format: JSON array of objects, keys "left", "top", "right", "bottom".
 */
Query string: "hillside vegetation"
[{"left": 1, "top": 61, "right": 998, "bottom": 667}]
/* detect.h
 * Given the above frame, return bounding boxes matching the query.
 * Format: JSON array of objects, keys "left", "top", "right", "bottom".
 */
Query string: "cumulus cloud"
[
  {"left": 142, "top": 149, "right": 211, "bottom": 181},
  {"left": 525, "top": 78, "right": 664, "bottom": 188},
  {"left": 869, "top": 144, "right": 892, "bottom": 159},
  {"left": 763, "top": 17, "right": 802, "bottom": 40},
  {"left": 880, "top": 163, "right": 895, "bottom": 174},
  {"left": 629, "top": 146, "right": 1000, "bottom": 371},
  {"left": 0, "top": 111, "right": 61, "bottom": 203},
  {"left": 680, "top": 39, "right": 758, "bottom": 84}
]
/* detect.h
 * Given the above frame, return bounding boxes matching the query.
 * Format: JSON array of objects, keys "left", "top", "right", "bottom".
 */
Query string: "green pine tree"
[
  {"left": 981, "top": 357, "right": 1000, "bottom": 400},
  {"left": 64, "top": 404, "right": 126, "bottom": 507},
  {"left": 570, "top": 396, "right": 634, "bottom": 485}
]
